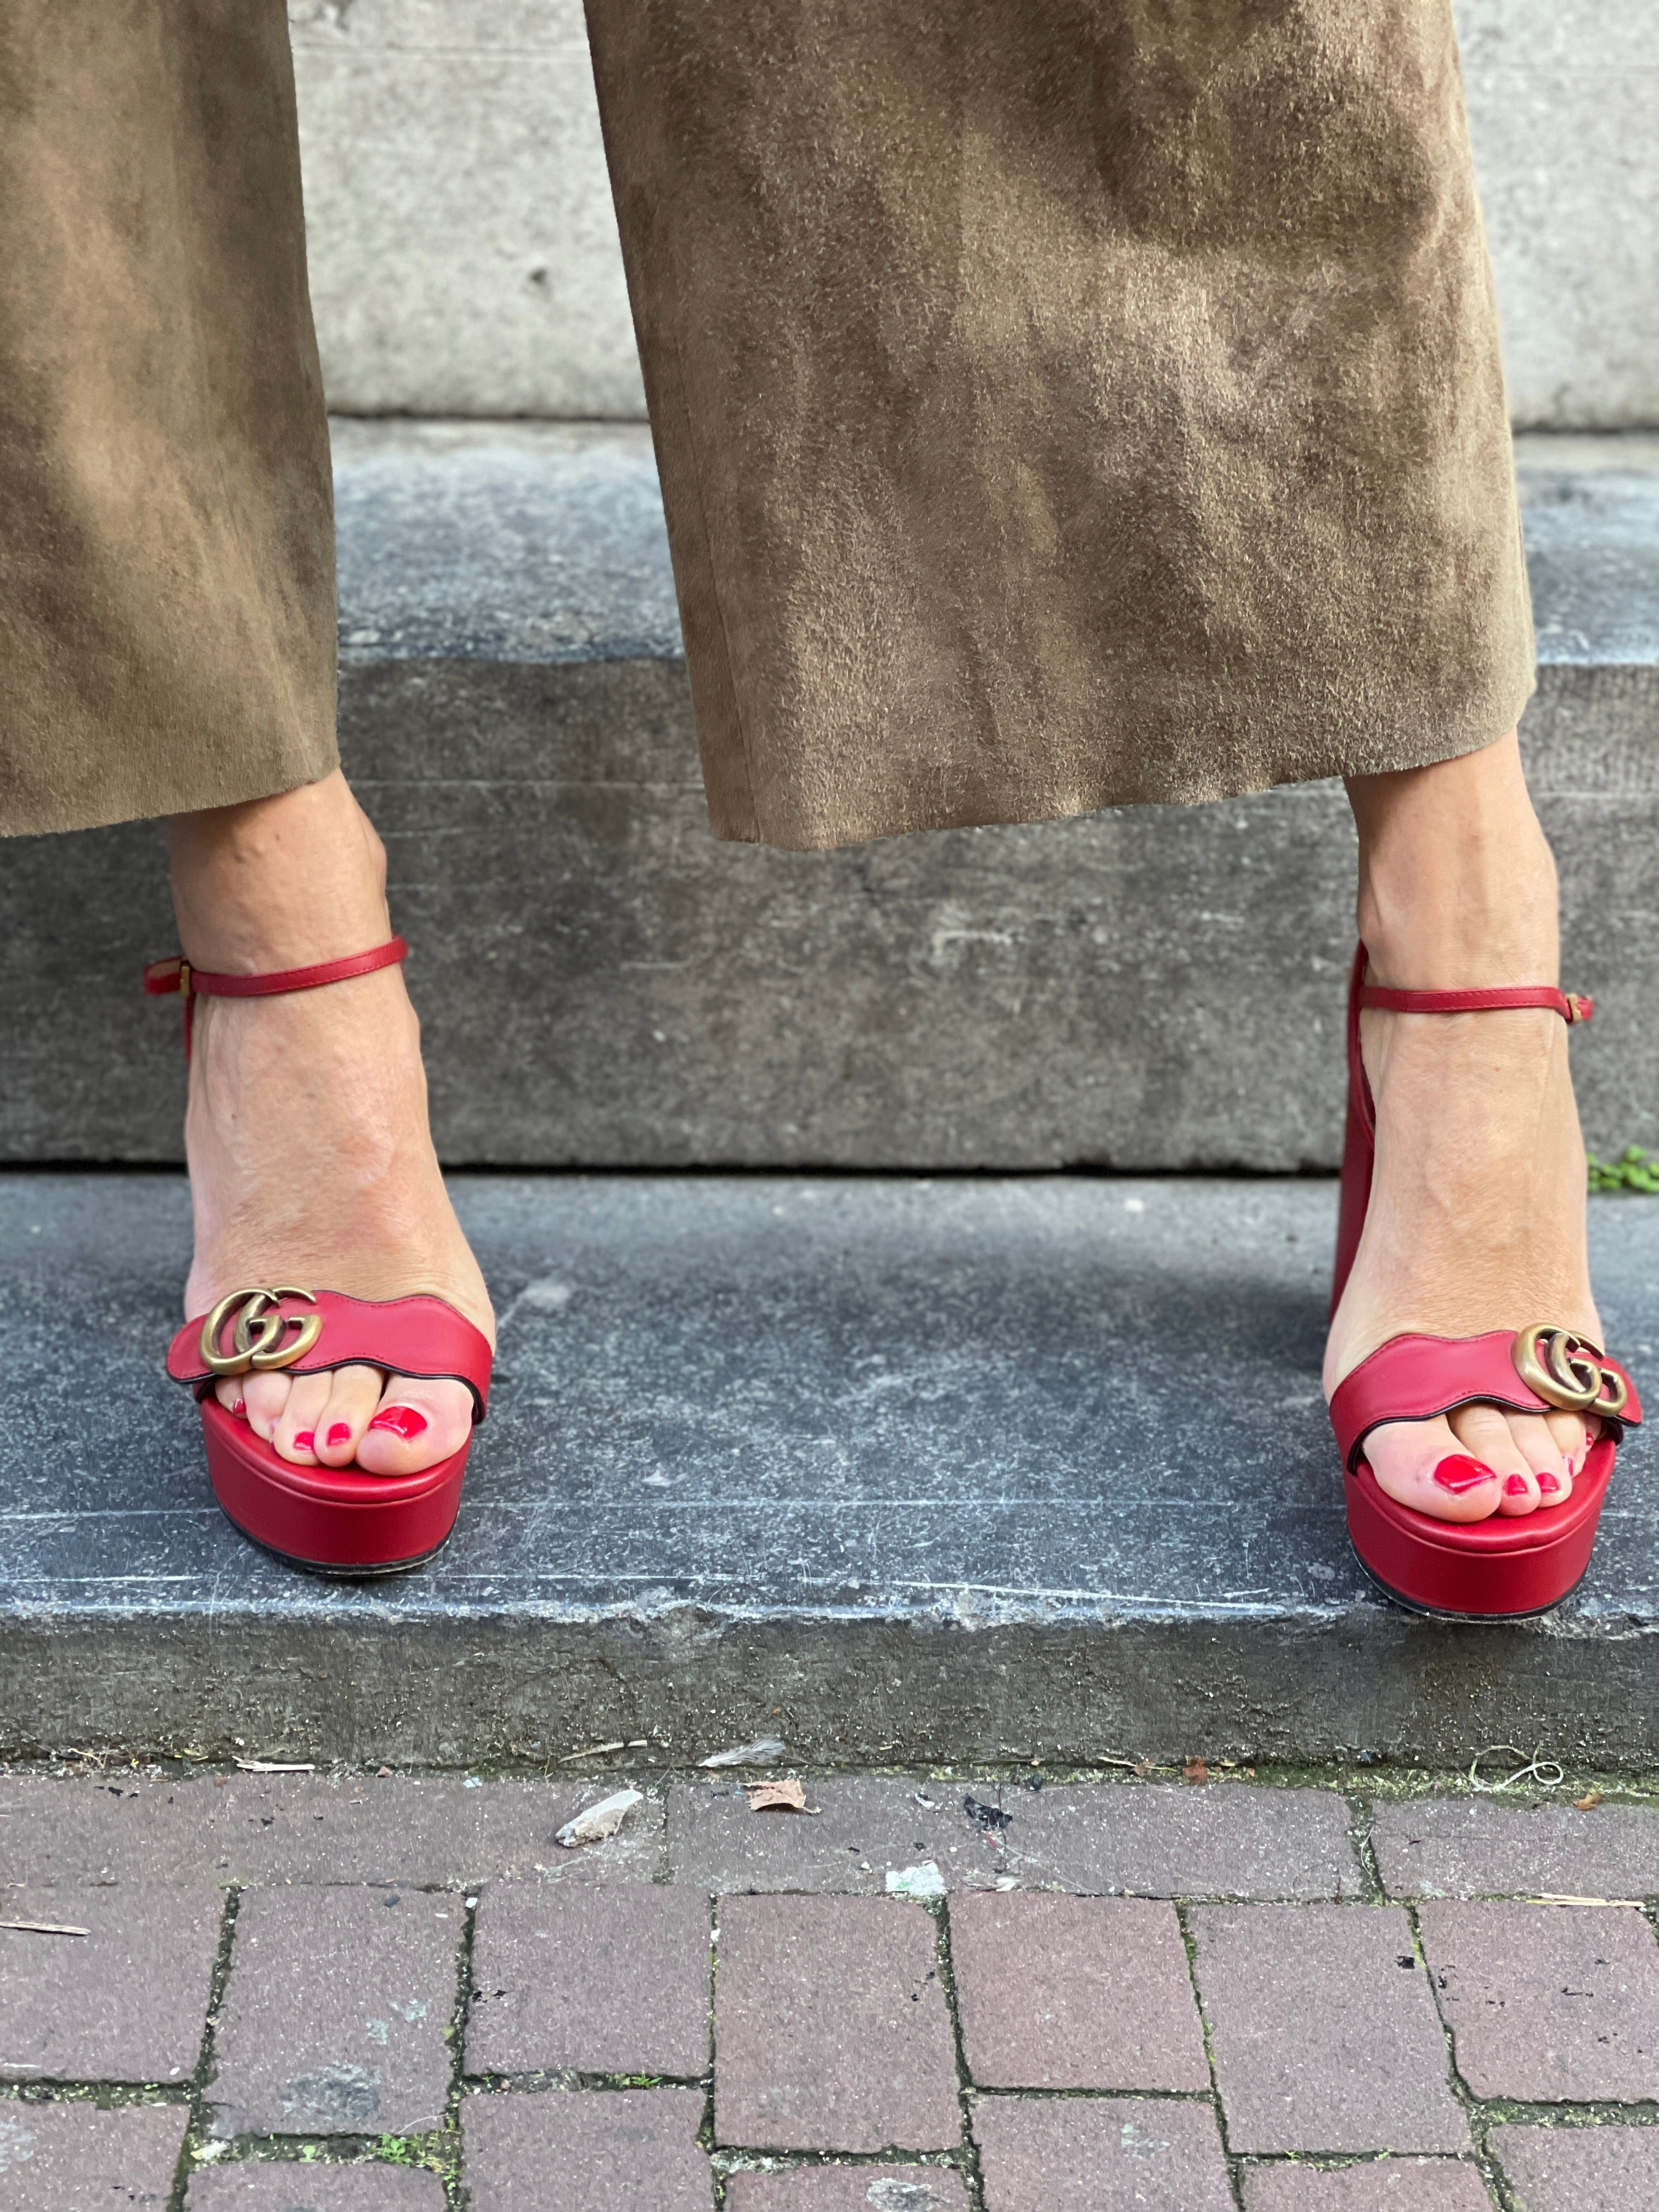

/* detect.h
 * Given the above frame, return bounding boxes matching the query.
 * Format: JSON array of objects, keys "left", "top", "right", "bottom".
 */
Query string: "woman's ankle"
[
  {"left": 1347, "top": 731, "right": 1559, "bottom": 987},
  {"left": 169, "top": 771, "right": 390, "bottom": 973}
]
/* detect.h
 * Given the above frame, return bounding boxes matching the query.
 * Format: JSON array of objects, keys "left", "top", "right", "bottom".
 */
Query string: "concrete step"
[
  {"left": 285, "top": 0, "right": 1659, "bottom": 429},
  {"left": 3, "top": 431, "right": 1656, "bottom": 1171},
  {"left": 4, "top": 1171, "right": 1657, "bottom": 1770}
]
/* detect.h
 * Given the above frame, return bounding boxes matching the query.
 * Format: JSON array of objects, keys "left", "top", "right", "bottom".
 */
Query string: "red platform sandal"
[
  {"left": 144, "top": 939, "right": 493, "bottom": 1576},
  {"left": 1328, "top": 945, "right": 1641, "bottom": 1619}
]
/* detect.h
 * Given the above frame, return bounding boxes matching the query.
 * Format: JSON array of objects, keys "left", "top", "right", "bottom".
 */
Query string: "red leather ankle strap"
[
  {"left": 143, "top": 938, "right": 408, "bottom": 1057},
  {"left": 1355, "top": 952, "right": 1591, "bottom": 1026}
]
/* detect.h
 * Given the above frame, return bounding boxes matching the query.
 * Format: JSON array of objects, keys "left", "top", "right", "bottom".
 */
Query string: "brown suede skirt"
[{"left": 1, "top": 0, "right": 1532, "bottom": 849}]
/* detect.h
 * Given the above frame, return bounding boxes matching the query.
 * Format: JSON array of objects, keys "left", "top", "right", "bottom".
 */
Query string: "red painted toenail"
[
  {"left": 1504, "top": 1473, "right": 1531, "bottom": 1496},
  {"left": 1538, "top": 1470, "right": 1562, "bottom": 1493},
  {"left": 232, "top": 1398, "right": 247, "bottom": 1418},
  {"left": 368, "top": 1405, "right": 428, "bottom": 1440},
  {"left": 326, "top": 1423, "right": 352, "bottom": 1447},
  {"left": 1433, "top": 1456, "right": 1496, "bottom": 1494},
  {"left": 292, "top": 1431, "right": 315, "bottom": 1454}
]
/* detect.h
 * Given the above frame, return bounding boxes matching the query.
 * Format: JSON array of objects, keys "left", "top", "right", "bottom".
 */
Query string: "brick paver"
[
  {"left": 9, "top": 1769, "right": 1659, "bottom": 2202},
  {"left": 208, "top": 1887, "right": 460, "bottom": 2137},
  {"left": 462, "top": 2085, "right": 710, "bottom": 2207},
  {"left": 467, "top": 1882, "right": 710, "bottom": 2078},
  {"left": 950, "top": 1893, "right": 1209, "bottom": 2089},
  {"left": 1418, "top": 1901, "right": 1659, "bottom": 2101},
  {"left": 188, "top": 2163, "right": 447, "bottom": 2207},
  {"left": 974, "top": 2092, "right": 1234, "bottom": 2210},
  {"left": 1240, "top": 2158, "right": 1493, "bottom": 2207},
  {"left": 1007, "top": 1786, "right": 1361, "bottom": 1901},
  {"left": 1491, "top": 2121, "right": 1659, "bottom": 2210},
  {"left": 1190, "top": 1907, "right": 1467, "bottom": 2154},
  {"left": 1371, "top": 1797, "right": 1659, "bottom": 1901},
  {"left": 724, "top": 2168, "right": 972, "bottom": 2209},
  {"left": 668, "top": 1779, "right": 1356, "bottom": 1899},
  {"left": 0, "top": 2099, "right": 188, "bottom": 2203},
  {"left": 0, "top": 1884, "right": 221, "bottom": 2082},
  {"left": 0, "top": 1774, "right": 663, "bottom": 1886},
  {"left": 714, "top": 1896, "right": 961, "bottom": 2152}
]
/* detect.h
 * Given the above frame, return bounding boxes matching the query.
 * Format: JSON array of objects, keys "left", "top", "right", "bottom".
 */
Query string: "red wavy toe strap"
[
  {"left": 167, "top": 1289, "right": 493, "bottom": 1421},
  {"left": 1330, "top": 1330, "right": 1641, "bottom": 1475}
]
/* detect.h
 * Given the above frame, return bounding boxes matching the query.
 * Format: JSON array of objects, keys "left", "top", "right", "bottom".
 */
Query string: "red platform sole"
[
  {"left": 1344, "top": 1435, "right": 1615, "bottom": 1620},
  {"left": 201, "top": 1397, "right": 469, "bottom": 1576}
]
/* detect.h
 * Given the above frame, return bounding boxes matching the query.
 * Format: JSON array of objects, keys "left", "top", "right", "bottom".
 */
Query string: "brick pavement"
[{"left": 3, "top": 1767, "right": 1658, "bottom": 2207}]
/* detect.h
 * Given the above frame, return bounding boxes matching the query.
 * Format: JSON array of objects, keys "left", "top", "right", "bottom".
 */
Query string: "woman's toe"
[
  {"left": 353, "top": 1376, "right": 475, "bottom": 1476},
  {"left": 1449, "top": 1404, "right": 1540, "bottom": 1515},
  {"left": 1365, "top": 1415, "right": 1503, "bottom": 1523},
  {"left": 1544, "top": 1408, "right": 1585, "bottom": 1469},
  {"left": 242, "top": 1371, "right": 294, "bottom": 1443},
  {"left": 1545, "top": 1408, "right": 1598, "bottom": 1482},
  {"left": 272, "top": 1370, "right": 334, "bottom": 1464},
  {"left": 213, "top": 1376, "right": 251, "bottom": 1420},
  {"left": 312, "top": 1366, "right": 387, "bottom": 1469},
  {"left": 1507, "top": 1412, "right": 1573, "bottom": 1508}
]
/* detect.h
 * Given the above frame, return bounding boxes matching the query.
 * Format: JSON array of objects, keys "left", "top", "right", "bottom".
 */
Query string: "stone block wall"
[{"left": 288, "top": 0, "right": 1659, "bottom": 426}]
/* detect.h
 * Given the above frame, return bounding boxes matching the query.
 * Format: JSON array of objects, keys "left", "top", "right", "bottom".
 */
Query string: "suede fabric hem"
[
  {"left": 705, "top": 663, "right": 1539, "bottom": 853},
  {"left": 0, "top": 739, "right": 340, "bottom": 842}
]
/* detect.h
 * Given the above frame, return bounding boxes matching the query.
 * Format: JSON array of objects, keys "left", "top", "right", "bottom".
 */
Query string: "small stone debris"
[
  {"left": 963, "top": 1796, "right": 1013, "bottom": 1833},
  {"left": 555, "top": 1787, "right": 644, "bottom": 1848},
  {"left": 701, "top": 1736, "right": 787, "bottom": 1769},
  {"left": 745, "top": 1779, "right": 815, "bottom": 1813},
  {"left": 885, "top": 1862, "right": 946, "bottom": 1899}
]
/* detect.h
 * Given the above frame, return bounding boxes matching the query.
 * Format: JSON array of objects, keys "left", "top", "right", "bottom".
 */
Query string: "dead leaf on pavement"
[
  {"left": 1183, "top": 1759, "right": 1209, "bottom": 1786},
  {"left": 746, "top": 1779, "right": 815, "bottom": 1814},
  {"left": 1573, "top": 1792, "right": 1604, "bottom": 1810}
]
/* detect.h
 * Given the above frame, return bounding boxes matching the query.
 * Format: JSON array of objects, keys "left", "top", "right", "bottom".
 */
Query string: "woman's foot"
[
  {"left": 1323, "top": 733, "right": 1599, "bottom": 1525},
  {"left": 171, "top": 772, "right": 493, "bottom": 1476}
]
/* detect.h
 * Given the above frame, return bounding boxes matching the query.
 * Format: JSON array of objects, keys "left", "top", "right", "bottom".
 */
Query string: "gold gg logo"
[
  {"left": 198, "top": 1286, "right": 322, "bottom": 1378},
  {"left": 1513, "top": 1323, "right": 1629, "bottom": 1418}
]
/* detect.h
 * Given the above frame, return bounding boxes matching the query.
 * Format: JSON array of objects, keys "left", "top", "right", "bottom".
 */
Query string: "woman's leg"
[
  {"left": 170, "top": 772, "right": 493, "bottom": 1476},
  {"left": 1325, "top": 732, "right": 1596, "bottom": 1522},
  {"left": 0, "top": 5, "right": 490, "bottom": 1478},
  {"left": 0, "top": 0, "right": 338, "bottom": 834},
  {"left": 586, "top": 0, "right": 1533, "bottom": 850}
]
